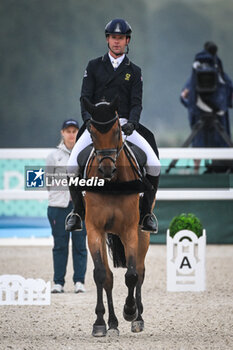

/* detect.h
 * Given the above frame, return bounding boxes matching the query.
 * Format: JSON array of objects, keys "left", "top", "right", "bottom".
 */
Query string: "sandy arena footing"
[{"left": 0, "top": 244, "right": 232, "bottom": 350}]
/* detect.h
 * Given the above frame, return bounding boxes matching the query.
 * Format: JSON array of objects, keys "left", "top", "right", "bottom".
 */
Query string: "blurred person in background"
[
  {"left": 46, "top": 119, "right": 87, "bottom": 293},
  {"left": 180, "top": 41, "right": 233, "bottom": 172}
]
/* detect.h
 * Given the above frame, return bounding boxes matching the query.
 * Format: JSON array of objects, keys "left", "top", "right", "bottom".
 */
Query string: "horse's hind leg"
[
  {"left": 102, "top": 242, "right": 119, "bottom": 336},
  {"left": 131, "top": 230, "right": 150, "bottom": 333}
]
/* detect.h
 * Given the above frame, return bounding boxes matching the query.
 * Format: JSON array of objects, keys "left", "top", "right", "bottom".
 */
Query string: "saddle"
[{"left": 77, "top": 142, "right": 148, "bottom": 193}]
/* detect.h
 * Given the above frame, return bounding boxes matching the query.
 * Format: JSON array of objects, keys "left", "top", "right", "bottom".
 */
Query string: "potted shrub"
[{"left": 169, "top": 213, "right": 203, "bottom": 238}]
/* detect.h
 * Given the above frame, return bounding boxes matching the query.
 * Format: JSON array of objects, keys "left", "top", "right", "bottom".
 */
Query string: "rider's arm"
[
  {"left": 80, "top": 61, "right": 95, "bottom": 123},
  {"left": 129, "top": 67, "right": 142, "bottom": 127}
]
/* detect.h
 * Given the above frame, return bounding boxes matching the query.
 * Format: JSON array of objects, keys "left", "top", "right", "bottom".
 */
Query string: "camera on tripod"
[
  {"left": 195, "top": 63, "right": 218, "bottom": 93},
  {"left": 167, "top": 42, "right": 233, "bottom": 173}
]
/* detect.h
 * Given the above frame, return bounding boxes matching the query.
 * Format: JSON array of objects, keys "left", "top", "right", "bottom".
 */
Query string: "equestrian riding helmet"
[{"left": 105, "top": 19, "right": 132, "bottom": 38}]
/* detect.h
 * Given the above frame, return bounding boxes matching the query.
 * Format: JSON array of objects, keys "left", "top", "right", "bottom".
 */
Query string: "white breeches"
[{"left": 67, "top": 118, "right": 161, "bottom": 176}]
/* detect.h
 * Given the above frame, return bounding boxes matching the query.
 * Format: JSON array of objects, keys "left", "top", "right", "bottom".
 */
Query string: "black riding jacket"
[{"left": 80, "top": 53, "right": 143, "bottom": 125}]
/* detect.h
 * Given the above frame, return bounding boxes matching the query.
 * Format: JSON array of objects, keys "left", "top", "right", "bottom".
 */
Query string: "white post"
[{"left": 167, "top": 229, "right": 206, "bottom": 292}]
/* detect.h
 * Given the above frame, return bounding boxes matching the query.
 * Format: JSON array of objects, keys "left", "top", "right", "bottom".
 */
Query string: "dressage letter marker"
[{"left": 167, "top": 230, "right": 206, "bottom": 292}]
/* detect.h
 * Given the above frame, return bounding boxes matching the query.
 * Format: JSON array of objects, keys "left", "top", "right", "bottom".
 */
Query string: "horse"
[{"left": 82, "top": 96, "right": 152, "bottom": 337}]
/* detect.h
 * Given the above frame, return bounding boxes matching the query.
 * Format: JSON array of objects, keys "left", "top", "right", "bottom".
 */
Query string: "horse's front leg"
[
  {"left": 88, "top": 230, "right": 107, "bottom": 337},
  {"left": 122, "top": 228, "right": 139, "bottom": 322},
  {"left": 102, "top": 241, "right": 119, "bottom": 335},
  {"left": 131, "top": 268, "right": 145, "bottom": 332},
  {"left": 132, "top": 230, "right": 150, "bottom": 333}
]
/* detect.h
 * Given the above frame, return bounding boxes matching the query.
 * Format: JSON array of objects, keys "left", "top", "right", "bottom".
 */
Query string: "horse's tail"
[{"left": 106, "top": 234, "right": 126, "bottom": 268}]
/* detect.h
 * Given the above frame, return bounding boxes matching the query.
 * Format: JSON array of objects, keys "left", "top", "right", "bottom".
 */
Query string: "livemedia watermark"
[{"left": 25, "top": 166, "right": 105, "bottom": 191}]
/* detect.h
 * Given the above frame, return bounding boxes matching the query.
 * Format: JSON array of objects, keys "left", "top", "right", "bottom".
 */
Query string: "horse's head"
[{"left": 83, "top": 96, "right": 122, "bottom": 181}]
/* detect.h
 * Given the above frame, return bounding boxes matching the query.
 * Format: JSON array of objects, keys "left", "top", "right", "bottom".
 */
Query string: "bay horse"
[{"left": 82, "top": 96, "right": 151, "bottom": 337}]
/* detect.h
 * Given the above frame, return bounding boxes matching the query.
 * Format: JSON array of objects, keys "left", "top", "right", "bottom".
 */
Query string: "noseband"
[{"left": 95, "top": 148, "right": 119, "bottom": 167}]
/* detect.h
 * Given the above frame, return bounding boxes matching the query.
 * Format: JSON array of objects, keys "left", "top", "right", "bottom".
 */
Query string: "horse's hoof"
[
  {"left": 107, "top": 328, "right": 120, "bottom": 337},
  {"left": 123, "top": 307, "right": 138, "bottom": 322},
  {"left": 131, "top": 320, "right": 144, "bottom": 333},
  {"left": 92, "top": 324, "right": 107, "bottom": 337}
]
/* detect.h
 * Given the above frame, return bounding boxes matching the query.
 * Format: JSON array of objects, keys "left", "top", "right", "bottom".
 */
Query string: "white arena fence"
[{"left": 0, "top": 148, "right": 232, "bottom": 201}]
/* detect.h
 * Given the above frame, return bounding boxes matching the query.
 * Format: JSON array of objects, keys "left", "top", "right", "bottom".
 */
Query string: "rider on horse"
[{"left": 66, "top": 18, "right": 161, "bottom": 233}]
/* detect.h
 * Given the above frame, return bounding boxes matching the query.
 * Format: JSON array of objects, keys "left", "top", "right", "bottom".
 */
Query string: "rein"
[{"left": 123, "top": 144, "right": 143, "bottom": 179}]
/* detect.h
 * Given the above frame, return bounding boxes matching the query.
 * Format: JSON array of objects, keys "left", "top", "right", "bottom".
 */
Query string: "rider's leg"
[
  {"left": 121, "top": 119, "right": 161, "bottom": 233},
  {"left": 65, "top": 129, "right": 92, "bottom": 231},
  {"left": 65, "top": 180, "right": 85, "bottom": 231},
  {"left": 67, "top": 129, "right": 92, "bottom": 174},
  {"left": 140, "top": 174, "right": 159, "bottom": 233}
]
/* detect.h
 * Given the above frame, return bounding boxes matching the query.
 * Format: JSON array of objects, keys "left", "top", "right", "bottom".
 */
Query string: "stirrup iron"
[
  {"left": 140, "top": 212, "right": 158, "bottom": 234},
  {"left": 65, "top": 211, "right": 83, "bottom": 231}
]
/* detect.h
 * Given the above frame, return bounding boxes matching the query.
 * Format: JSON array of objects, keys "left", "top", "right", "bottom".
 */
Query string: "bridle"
[
  {"left": 87, "top": 111, "right": 142, "bottom": 180},
  {"left": 88, "top": 113, "right": 126, "bottom": 177}
]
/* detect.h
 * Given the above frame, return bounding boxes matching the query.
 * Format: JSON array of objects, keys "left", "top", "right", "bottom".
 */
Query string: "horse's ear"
[
  {"left": 110, "top": 95, "right": 119, "bottom": 112},
  {"left": 82, "top": 97, "right": 94, "bottom": 116}
]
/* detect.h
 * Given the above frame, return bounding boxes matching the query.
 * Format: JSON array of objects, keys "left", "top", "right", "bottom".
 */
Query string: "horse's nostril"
[{"left": 98, "top": 165, "right": 116, "bottom": 181}]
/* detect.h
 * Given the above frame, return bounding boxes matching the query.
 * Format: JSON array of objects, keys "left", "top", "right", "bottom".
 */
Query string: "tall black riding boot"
[
  {"left": 140, "top": 174, "right": 159, "bottom": 233},
  {"left": 65, "top": 180, "right": 85, "bottom": 231}
]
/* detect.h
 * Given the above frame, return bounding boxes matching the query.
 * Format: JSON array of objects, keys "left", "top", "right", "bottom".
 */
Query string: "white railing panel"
[{"left": 0, "top": 148, "right": 232, "bottom": 160}]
